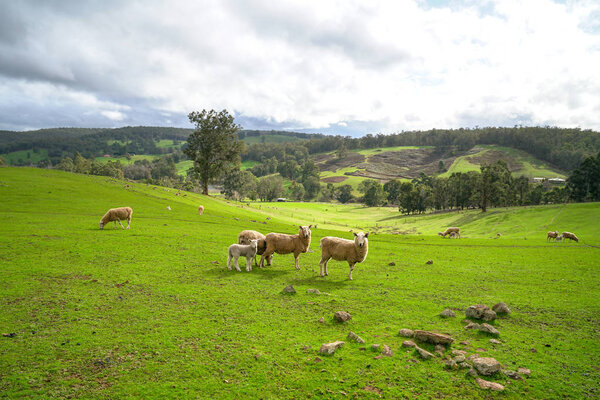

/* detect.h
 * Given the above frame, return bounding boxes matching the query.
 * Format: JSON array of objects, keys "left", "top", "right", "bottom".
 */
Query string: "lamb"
[
  {"left": 259, "top": 225, "right": 312, "bottom": 270},
  {"left": 320, "top": 232, "right": 369, "bottom": 280},
  {"left": 561, "top": 231, "right": 579, "bottom": 242},
  {"left": 547, "top": 231, "right": 559, "bottom": 242},
  {"left": 438, "top": 227, "right": 460, "bottom": 238},
  {"left": 448, "top": 231, "right": 459, "bottom": 239},
  {"left": 99, "top": 207, "right": 133, "bottom": 230},
  {"left": 238, "top": 230, "right": 272, "bottom": 266},
  {"left": 198, "top": 205, "right": 204, "bottom": 215},
  {"left": 555, "top": 234, "right": 563, "bottom": 242},
  {"left": 227, "top": 239, "right": 259, "bottom": 272}
]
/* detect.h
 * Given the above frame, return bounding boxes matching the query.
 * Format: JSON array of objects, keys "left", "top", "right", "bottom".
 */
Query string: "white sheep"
[
  {"left": 227, "top": 239, "right": 259, "bottom": 272},
  {"left": 198, "top": 205, "right": 204, "bottom": 215},
  {"left": 555, "top": 234, "right": 563, "bottom": 242},
  {"left": 562, "top": 231, "right": 579, "bottom": 242},
  {"left": 448, "top": 231, "right": 459, "bottom": 239},
  {"left": 319, "top": 232, "right": 369, "bottom": 280},
  {"left": 438, "top": 227, "right": 460, "bottom": 238},
  {"left": 99, "top": 207, "right": 133, "bottom": 230},
  {"left": 238, "top": 230, "right": 272, "bottom": 266},
  {"left": 259, "top": 225, "right": 312, "bottom": 270},
  {"left": 547, "top": 231, "right": 559, "bottom": 242}
]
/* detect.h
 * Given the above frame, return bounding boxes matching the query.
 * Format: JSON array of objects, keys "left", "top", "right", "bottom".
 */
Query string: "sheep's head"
[
  {"left": 298, "top": 225, "right": 312, "bottom": 238},
  {"left": 437, "top": 232, "right": 444, "bottom": 237},
  {"left": 353, "top": 232, "right": 369, "bottom": 248},
  {"left": 99, "top": 220, "right": 104, "bottom": 230},
  {"left": 249, "top": 239, "right": 259, "bottom": 249}
]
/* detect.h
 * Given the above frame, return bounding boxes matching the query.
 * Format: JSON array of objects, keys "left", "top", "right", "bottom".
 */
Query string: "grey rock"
[
  {"left": 475, "top": 377, "right": 504, "bottom": 391},
  {"left": 434, "top": 344, "right": 446, "bottom": 353},
  {"left": 347, "top": 331, "right": 365, "bottom": 344},
  {"left": 460, "top": 340, "right": 470, "bottom": 345},
  {"left": 472, "top": 357, "right": 501, "bottom": 376},
  {"left": 489, "top": 339, "right": 501, "bottom": 344},
  {"left": 307, "top": 288, "right": 321, "bottom": 294},
  {"left": 415, "top": 346, "right": 434, "bottom": 360},
  {"left": 468, "top": 368, "right": 478, "bottom": 377},
  {"left": 458, "top": 362, "right": 470, "bottom": 369},
  {"left": 398, "top": 328, "right": 414, "bottom": 338},
  {"left": 464, "top": 321, "right": 481, "bottom": 330},
  {"left": 440, "top": 309, "right": 456, "bottom": 318},
  {"left": 518, "top": 367, "right": 531, "bottom": 376},
  {"left": 371, "top": 344, "right": 381, "bottom": 352},
  {"left": 465, "top": 304, "right": 496, "bottom": 321},
  {"left": 334, "top": 311, "right": 352, "bottom": 322},
  {"left": 492, "top": 302, "right": 511, "bottom": 314},
  {"left": 282, "top": 285, "right": 296, "bottom": 294},
  {"left": 444, "top": 359, "right": 458, "bottom": 370},
  {"left": 426, "top": 260, "right": 433, "bottom": 264},
  {"left": 453, "top": 355, "right": 466, "bottom": 363},
  {"left": 414, "top": 330, "right": 454, "bottom": 345},
  {"left": 467, "top": 354, "right": 481, "bottom": 361},
  {"left": 503, "top": 370, "right": 522, "bottom": 380},
  {"left": 452, "top": 350, "right": 467, "bottom": 357},
  {"left": 388, "top": 262, "right": 396, "bottom": 266},
  {"left": 402, "top": 340, "right": 416, "bottom": 348},
  {"left": 319, "top": 341, "right": 345, "bottom": 355},
  {"left": 435, "top": 350, "right": 444, "bottom": 358},
  {"left": 479, "top": 323, "right": 500, "bottom": 336},
  {"left": 318, "top": 317, "right": 325, "bottom": 324},
  {"left": 381, "top": 345, "right": 393, "bottom": 357}
]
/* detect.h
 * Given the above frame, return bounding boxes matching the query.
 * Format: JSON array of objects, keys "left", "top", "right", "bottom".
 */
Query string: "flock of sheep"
[{"left": 98, "top": 205, "right": 580, "bottom": 280}]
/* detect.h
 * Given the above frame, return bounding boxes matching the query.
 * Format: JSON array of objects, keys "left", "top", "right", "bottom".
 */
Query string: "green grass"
[
  {"left": 175, "top": 160, "right": 193, "bottom": 176},
  {"left": 155, "top": 139, "right": 184, "bottom": 149},
  {"left": 2, "top": 149, "right": 49, "bottom": 165},
  {"left": 241, "top": 160, "right": 259, "bottom": 170},
  {"left": 353, "top": 146, "right": 432, "bottom": 157},
  {"left": 94, "top": 155, "right": 160, "bottom": 165},
  {"left": 1, "top": 167, "right": 599, "bottom": 399}
]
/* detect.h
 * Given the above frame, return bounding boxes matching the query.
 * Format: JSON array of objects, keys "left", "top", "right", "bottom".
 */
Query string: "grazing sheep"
[
  {"left": 562, "top": 231, "right": 579, "bottom": 242},
  {"left": 448, "top": 231, "right": 459, "bottom": 239},
  {"left": 227, "top": 239, "right": 258, "bottom": 272},
  {"left": 99, "top": 207, "right": 133, "bottom": 230},
  {"left": 555, "top": 234, "right": 564, "bottom": 242},
  {"left": 167, "top": 206, "right": 171, "bottom": 211},
  {"left": 320, "top": 232, "right": 369, "bottom": 280},
  {"left": 238, "top": 230, "right": 272, "bottom": 266},
  {"left": 547, "top": 231, "right": 559, "bottom": 242},
  {"left": 198, "top": 205, "right": 204, "bottom": 215},
  {"left": 438, "top": 227, "right": 460, "bottom": 238},
  {"left": 260, "top": 225, "right": 312, "bottom": 270}
]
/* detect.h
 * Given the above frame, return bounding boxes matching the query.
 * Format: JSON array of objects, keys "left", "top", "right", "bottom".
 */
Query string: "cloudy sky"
[{"left": 1, "top": 0, "right": 599, "bottom": 135}]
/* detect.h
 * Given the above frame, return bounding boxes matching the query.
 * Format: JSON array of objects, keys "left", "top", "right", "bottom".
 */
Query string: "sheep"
[
  {"left": 562, "top": 231, "right": 579, "bottom": 242},
  {"left": 319, "top": 232, "right": 369, "bottom": 280},
  {"left": 438, "top": 227, "right": 460, "bottom": 238},
  {"left": 198, "top": 205, "right": 204, "bottom": 215},
  {"left": 227, "top": 239, "right": 259, "bottom": 272},
  {"left": 555, "top": 234, "right": 564, "bottom": 242},
  {"left": 547, "top": 231, "right": 559, "bottom": 242},
  {"left": 448, "top": 231, "right": 459, "bottom": 239},
  {"left": 238, "top": 230, "right": 272, "bottom": 266},
  {"left": 259, "top": 225, "right": 312, "bottom": 270},
  {"left": 99, "top": 207, "right": 132, "bottom": 230},
  {"left": 167, "top": 206, "right": 171, "bottom": 211}
]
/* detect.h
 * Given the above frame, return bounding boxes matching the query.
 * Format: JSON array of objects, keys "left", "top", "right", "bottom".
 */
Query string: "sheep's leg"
[
  {"left": 319, "top": 257, "right": 329, "bottom": 277},
  {"left": 234, "top": 256, "right": 241, "bottom": 272},
  {"left": 259, "top": 253, "right": 266, "bottom": 268},
  {"left": 294, "top": 252, "right": 300, "bottom": 270},
  {"left": 118, "top": 220, "right": 125, "bottom": 229},
  {"left": 113, "top": 221, "right": 118, "bottom": 229},
  {"left": 126, "top": 218, "right": 131, "bottom": 229},
  {"left": 246, "top": 256, "right": 252, "bottom": 272},
  {"left": 227, "top": 253, "right": 232, "bottom": 270},
  {"left": 348, "top": 262, "right": 355, "bottom": 280}
]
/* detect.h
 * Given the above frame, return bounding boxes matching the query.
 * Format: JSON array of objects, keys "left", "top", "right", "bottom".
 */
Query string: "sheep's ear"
[
  {"left": 353, "top": 232, "right": 357, "bottom": 237},
  {"left": 298, "top": 225, "right": 302, "bottom": 229},
  {"left": 365, "top": 233, "right": 369, "bottom": 238},
  {"left": 308, "top": 225, "right": 312, "bottom": 229}
]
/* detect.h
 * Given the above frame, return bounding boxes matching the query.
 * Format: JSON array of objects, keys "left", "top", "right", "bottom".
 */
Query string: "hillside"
[{"left": 1, "top": 167, "right": 599, "bottom": 398}]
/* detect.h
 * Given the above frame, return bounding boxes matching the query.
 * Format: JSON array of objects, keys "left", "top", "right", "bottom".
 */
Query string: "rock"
[
  {"left": 452, "top": 350, "right": 467, "bottom": 357},
  {"left": 472, "top": 357, "right": 501, "bottom": 376},
  {"left": 371, "top": 344, "right": 381, "bottom": 352},
  {"left": 347, "top": 331, "right": 365, "bottom": 344},
  {"left": 503, "top": 370, "right": 522, "bottom": 380},
  {"left": 334, "top": 311, "right": 352, "bottom": 322},
  {"left": 307, "top": 288, "right": 321, "bottom": 294},
  {"left": 468, "top": 368, "right": 478, "bottom": 377},
  {"left": 479, "top": 323, "right": 500, "bottom": 336},
  {"left": 302, "top": 345, "right": 312, "bottom": 351},
  {"left": 426, "top": 260, "right": 433, "bottom": 265},
  {"left": 319, "top": 341, "right": 345, "bottom": 355},
  {"left": 318, "top": 317, "right": 325, "bottom": 324},
  {"left": 530, "top": 348, "right": 537, "bottom": 353},
  {"left": 414, "top": 330, "right": 454, "bottom": 345},
  {"left": 458, "top": 362, "right": 470, "bottom": 369},
  {"left": 282, "top": 285, "right": 296, "bottom": 294},
  {"left": 415, "top": 346, "right": 434, "bottom": 360},
  {"left": 465, "top": 304, "right": 496, "bottom": 321},
  {"left": 492, "top": 302, "right": 511, "bottom": 314},
  {"left": 373, "top": 355, "right": 383, "bottom": 360},
  {"left": 314, "top": 357, "right": 322, "bottom": 363},
  {"left": 434, "top": 344, "right": 446, "bottom": 353},
  {"left": 475, "top": 348, "right": 487, "bottom": 353},
  {"left": 440, "top": 309, "right": 456, "bottom": 318},
  {"left": 453, "top": 355, "right": 466, "bottom": 363},
  {"left": 398, "top": 329, "right": 414, "bottom": 338},
  {"left": 475, "top": 378, "right": 505, "bottom": 391},
  {"left": 402, "top": 340, "right": 416, "bottom": 348},
  {"left": 467, "top": 354, "right": 481, "bottom": 361},
  {"left": 489, "top": 339, "right": 501, "bottom": 344},
  {"left": 518, "top": 367, "right": 531, "bottom": 376},
  {"left": 2, "top": 333, "right": 16, "bottom": 338},
  {"left": 464, "top": 321, "right": 481, "bottom": 330},
  {"left": 444, "top": 359, "right": 458, "bottom": 370},
  {"left": 381, "top": 345, "right": 393, "bottom": 357},
  {"left": 388, "top": 262, "right": 396, "bottom": 266},
  {"left": 460, "top": 341, "right": 470, "bottom": 345}
]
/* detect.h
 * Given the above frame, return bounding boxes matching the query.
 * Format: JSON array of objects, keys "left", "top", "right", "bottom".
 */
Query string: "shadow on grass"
[
  {"left": 287, "top": 275, "right": 350, "bottom": 290},
  {"left": 202, "top": 265, "right": 291, "bottom": 280}
]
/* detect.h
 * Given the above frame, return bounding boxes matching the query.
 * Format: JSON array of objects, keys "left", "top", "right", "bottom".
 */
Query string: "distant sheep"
[
  {"left": 167, "top": 206, "right": 171, "bottom": 211},
  {"left": 227, "top": 239, "right": 258, "bottom": 272},
  {"left": 438, "top": 227, "right": 460, "bottom": 238},
  {"left": 547, "top": 231, "right": 559, "bottom": 242},
  {"left": 320, "top": 232, "right": 369, "bottom": 280},
  {"left": 555, "top": 234, "right": 563, "bottom": 242},
  {"left": 198, "top": 205, "right": 204, "bottom": 215},
  {"left": 448, "top": 231, "right": 459, "bottom": 239},
  {"left": 260, "top": 225, "right": 312, "bottom": 270},
  {"left": 99, "top": 207, "right": 132, "bottom": 230},
  {"left": 562, "top": 231, "right": 579, "bottom": 242},
  {"left": 238, "top": 230, "right": 272, "bottom": 266}
]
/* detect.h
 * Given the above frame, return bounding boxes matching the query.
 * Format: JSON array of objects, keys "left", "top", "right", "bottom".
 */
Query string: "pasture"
[{"left": 0, "top": 167, "right": 598, "bottom": 399}]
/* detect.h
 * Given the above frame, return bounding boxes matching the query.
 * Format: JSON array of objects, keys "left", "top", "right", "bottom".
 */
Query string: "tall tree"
[{"left": 184, "top": 109, "right": 245, "bottom": 195}]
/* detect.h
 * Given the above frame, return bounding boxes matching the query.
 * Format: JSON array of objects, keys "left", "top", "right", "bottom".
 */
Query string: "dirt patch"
[
  {"left": 468, "top": 150, "right": 522, "bottom": 171},
  {"left": 366, "top": 148, "right": 460, "bottom": 178},
  {"left": 317, "top": 152, "right": 365, "bottom": 172},
  {"left": 321, "top": 176, "right": 348, "bottom": 183}
]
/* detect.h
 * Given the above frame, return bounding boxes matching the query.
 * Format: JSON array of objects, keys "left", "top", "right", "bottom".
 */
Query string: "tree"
[
  {"left": 383, "top": 179, "right": 402, "bottom": 205},
  {"left": 302, "top": 176, "right": 321, "bottom": 200},
  {"left": 289, "top": 181, "right": 305, "bottom": 201},
  {"left": 257, "top": 174, "right": 284, "bottom": 201},
  {"left": 567, "top": 151, "right": 600, "bottom": 202},
  {"left": 184, "top": 109, "right": 245, "bottom": 195},
  {"left": 479, "top": 160, "right": 511, "bottom": 212},
  {"left": 336, "top": 185, "right": 353, "bottom": 204},
  {"left": 359, "top": 179, "right": 385, "bottom": 207},
  {"left": 222, "top": 169, "right": 258, "bottom": 200}
]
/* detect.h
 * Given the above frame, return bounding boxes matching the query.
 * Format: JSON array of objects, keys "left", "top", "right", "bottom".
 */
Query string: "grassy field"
[
  {"left": 1, "top": 167, "right": 599, "bottom": 399},
  {"left": 2, "top": 149, "right": 49, "bottom": 165}
]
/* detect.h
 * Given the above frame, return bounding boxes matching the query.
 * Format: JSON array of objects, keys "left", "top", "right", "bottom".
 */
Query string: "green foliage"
[
  {"left": 288, "top": 180, "right": 305, "bottom": 201},
  {"left": 257, "top": 174, "right": 285, "bottom": 201},
  {"left": 479, "top": 160, "right": 512, "bottom": 212},
  {"left": 222, "top": 169, "right": 258, "bottom": 201},
  {"left": 336, "top": 184, "right": 353, "bottom": 204},
  {"left": 185, "top": 109, "right": 245, "bottom": 195},
  {"left": 567, "top": 151, "right": 600, "bottom": 201},
  {"left": 358, "top": 179, "right": 386, "bottom": 207}
]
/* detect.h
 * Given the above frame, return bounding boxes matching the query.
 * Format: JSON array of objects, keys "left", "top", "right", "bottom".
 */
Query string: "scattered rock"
[
  {"left": 464, "top": 321, "right": 481, "bottom": 330},
  {"left": 467, "top": 354, "right": 481, "bottom": 361},
  {"left": 373, "top": 355, "right": 383, "bottom": 360},
  {"left": 472, "top": 357, "right": 501, "bottom": 376},
  {"left": 475, "top": 378, "right": 505, "bottom": 391},
  {"left": 306, "top": 288, "right": 321, "bottom": 294},
  {"left": 402, "top": 340, "right": 416, "bottom": 348},
  {"left": 318, "top": 317, "right": 325, "bottom": 324},
  {"left": 453, "top": 355, "right": 466, "bottom": 363},
  {"left": 489, "top": 339, "right": 502, "bottom": 344},
  {"left": 460, "top": 340, "right": 470, "bottom": 345},
  {"left": 414, "top": 330, "right": 454, "bottom": 345},
  {"left": 465, "top": 304, "right": 496, "bottom": 321},
  {"left": 434, "top": 344, "right": 446, "bottom": 353},
  {"left": 415, "top": 346, "right": 434, "bottom": 360},
  {"left": 435, "top": 350, "right": 444, "bottom": 358},
  {"left": 426, "top": 260, "right": 433, "bottom": 265},
  {"left": 314, "top": 357, "right": 322, "bottom": 363},
  {"left": 440, "top": 309, "right": 456, "bottom": 318},
  {"left": 518, "top": 367, "right": 531, "bottom": 376},
  {"left": 319, "top": 341, "right": 345, "bottom": 355},
  {"left": 503, "top": 370, "right": 522, "bottom": 380},
  {"left": 530, "top": 348, "right": 537, "bottom": 353},
  {"left": 302, "top": 345, "right": 312, "bottom": 351},
  {"left": 492, "top": 302, "right": 511, "bottom": 314},
  {"left": 398, "top": 329, "right": 414, "bottom": 338},
  {"left": 2, "top": 333, "right": 16, "bottom": 338},
  {"left": 282, "top": 285, "right": 296, "bottom": 294},
  {"left": 475, "top": 348, "right": 487, "bottom": 353},
  {"left": 381, "top": 345, "right": 393, "bottom": 357},
  {"left": 347, "top": 331, "right": 365, "bottom": 344},
  {"left": 468, "top": 368, "right": 478, "bottom": 377},
  {"left": 452, "top": 350, "right": 467, "bottom": 357},
  {"left": 371, "top": 344, "right": 381, "bottom": 352},
  {"left": 388, "top": 262, "right": 396, "bottom": 266},
  {"left": 479, "top": 323, "right": 500, "bottom": 336},
  {"left": 458, "top": 362, "right": 470, "bottom": 369},
  {"left": 334, "top": 311, "right": 352, "bottom": 323},
  {"left": 444, "top": 359, "right": 458, "bottom": 370}
]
